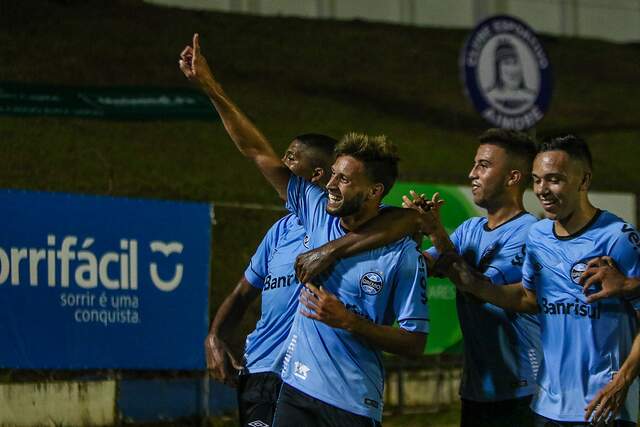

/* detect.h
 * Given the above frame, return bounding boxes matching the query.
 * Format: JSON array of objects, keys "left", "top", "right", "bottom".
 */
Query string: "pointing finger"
[{"left": 193, "top": 33, "right": 200, "bottom": 55}]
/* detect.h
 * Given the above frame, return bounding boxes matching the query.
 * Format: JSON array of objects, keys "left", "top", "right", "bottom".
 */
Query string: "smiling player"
[{"left": 444, "top": 135, "right": 640, "bottom": 425}]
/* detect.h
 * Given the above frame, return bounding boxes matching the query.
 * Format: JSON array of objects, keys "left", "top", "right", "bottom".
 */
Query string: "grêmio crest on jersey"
[
  {"left": 360, "top": 272, "right": 384, "bottom": 296},
  {"left": 460, "top": 15, "right": 552, "bottom": 130}
]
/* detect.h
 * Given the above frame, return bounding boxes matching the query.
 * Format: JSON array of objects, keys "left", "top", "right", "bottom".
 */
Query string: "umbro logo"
[
  {"left": 248, "top": 421, "right": 270, "bottom": 427},
  {"left": 294, "top": 361, "right": 310, "bottom": 380}
]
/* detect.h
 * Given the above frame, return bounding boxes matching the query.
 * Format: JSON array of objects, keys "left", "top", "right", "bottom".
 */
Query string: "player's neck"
[
  {"left": 339, "top": 204, "right": 380, "bottom": 232},
  {"left": 485, "top": 197, "right": 525, "bottom": 230},
  {"left": 554, "top": 200, "right": 598, "bottom": 237}
]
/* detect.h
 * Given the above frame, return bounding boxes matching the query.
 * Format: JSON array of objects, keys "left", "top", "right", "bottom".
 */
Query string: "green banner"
[
  {"left": 384, "top": 182, "right": 480, "bottom": 354},
  {"left": 0, "top": 82, "right": 217, "bottom": 120}
]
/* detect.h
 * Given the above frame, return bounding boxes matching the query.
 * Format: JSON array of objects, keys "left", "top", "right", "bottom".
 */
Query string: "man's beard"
[{"left": 326, "top": 192, "right": 366, "bottom": 217}]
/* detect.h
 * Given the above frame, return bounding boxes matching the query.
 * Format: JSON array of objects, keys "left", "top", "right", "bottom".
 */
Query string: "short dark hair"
[
  {"left": 538, "top": 134, "right": 592, "bottom": 170},
  {"left": 334, "top": 132, "right": 399, "bottom": 197},
  {"left": 294, "top": 133, "right": 337, "bottom": 169},
  {"left": 478, "top": 128, "right": 537, "bottom": 187}
]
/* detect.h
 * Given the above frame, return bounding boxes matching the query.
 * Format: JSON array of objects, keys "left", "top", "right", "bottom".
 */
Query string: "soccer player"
[
  {"left": 204, "top": 133, "right": 336, "bottom": 426},
  {"left": 416, "top": 128, "right": 541, "bottom": 427},
  {"left": 274, "top": 132, "right": 428, "bottom": 426},
  {"left": 447, "top": 136, "right": 640, "bottom": 425},
  {"left": 179, "top": 34, "right": 429, "bottom": 426}
]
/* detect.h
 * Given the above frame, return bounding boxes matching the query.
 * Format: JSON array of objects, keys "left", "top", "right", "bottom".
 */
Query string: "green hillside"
[{"left": 2, "top": 0, "right": 640, "bottom": 331}]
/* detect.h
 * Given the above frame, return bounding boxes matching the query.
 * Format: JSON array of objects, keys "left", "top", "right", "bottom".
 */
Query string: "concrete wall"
[
  {"left": 0, "top": 378, "right": 237, "bottom": 426},
  {"left": 0, "top": 371, "right": 460, "bottom": 425},
  {"left": 0, "top": 381, "right": 116, "bottom": 427},
  {"left": 145, "top": 0, "right": 640, "bottom": 43},
  {"left": 386, "top": 367, "right": 462, "bottom": 409}
]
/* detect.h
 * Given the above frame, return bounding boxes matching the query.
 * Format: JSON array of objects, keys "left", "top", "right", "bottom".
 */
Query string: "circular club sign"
[{"left": 461, "top": 15, "right": 552, "bottom": 130}]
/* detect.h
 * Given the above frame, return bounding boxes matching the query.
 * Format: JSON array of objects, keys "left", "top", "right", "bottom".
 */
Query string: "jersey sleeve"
[
  {"left": 243, "top": 217, "right": 287, "bottom": 289},
  {"left": 424, "top": 221, "right": 465, "bottom": 259},
  {"left": 285, "top": 175, "right": 327, "bottom": 234},
  {"left": 393, "top": 244, "right": 430, "bottom": 333},
  {"left": 521, "top": 231, "right": 539, "bottom": 292},
  {"left": 608, "top": 223, "right": 640, "bottom": 310},
  {"left": 485, "top": 226, "right": 529, "bottom": 285}
]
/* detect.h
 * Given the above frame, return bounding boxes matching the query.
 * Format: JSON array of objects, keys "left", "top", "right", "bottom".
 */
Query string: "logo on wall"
[{"left": 460, "top": 15, "right": 552, "bottom": 130}]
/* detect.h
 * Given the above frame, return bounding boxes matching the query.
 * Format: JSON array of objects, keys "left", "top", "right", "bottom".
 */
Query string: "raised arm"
[
  {"left": 205, "top": 277, "right": 260, "bottom": 386},
  {"left": 298, "top": 284, "right": 426, "bottom": 358},
  {"left": 585, "top": 331, "right": 640, "bottom": 423},
  {"left": 179, "top": 33, "right": 290, "bottom": 199}
]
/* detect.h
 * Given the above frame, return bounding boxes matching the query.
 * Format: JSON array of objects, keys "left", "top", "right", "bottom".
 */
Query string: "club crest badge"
[
  {"left": 360, "top": 272, "right": 383, "bottom": 295},
  {"left": 570, "top": 261, "right": 588, "bottom": 285},
  {"left": 460, "top": 15, "right": 552, "bottom": 130}
]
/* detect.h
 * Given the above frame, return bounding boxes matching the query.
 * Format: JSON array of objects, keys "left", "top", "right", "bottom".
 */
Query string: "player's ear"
[
  {"left": 310, "top": 167, "right": 324, "bottom": 184},
  {"left": 369, "top": 183, "right": 385, "bottom": 200},
  {"left": 580, "top": 171, "right": 592, "bottom": 191},
  {"left": 506, "top": 169, "right": 522, "bottom": 188}
]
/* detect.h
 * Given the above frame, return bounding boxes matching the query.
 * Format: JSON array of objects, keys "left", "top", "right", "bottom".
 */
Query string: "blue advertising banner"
[{"left": 0, "top": 190, "right": 212, "bottom": 369}]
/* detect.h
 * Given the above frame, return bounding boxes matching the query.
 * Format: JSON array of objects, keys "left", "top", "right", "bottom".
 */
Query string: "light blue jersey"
[
  {"left": 427, "top": 212, "right": 542, "bottom": 402},
  {"left": 243, "top": 213, "right": 307, "bottom": 374},
  {"left": 280, "top": 175, "right": 429, "bottom": 421},
  {"left": 522, "top": 210, "right": 640, "bottom": 422}
]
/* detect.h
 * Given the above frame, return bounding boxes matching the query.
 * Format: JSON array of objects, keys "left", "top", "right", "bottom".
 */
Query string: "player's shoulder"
[
  {"left": 597, "top": 210, "right": 633, "bottom": 232},
  {"left": 267, "top": 213, "right": 302, "bottom": 240},
  {"left": 519, "top": 212, "right": 540, "bottom": 227},
  {"left": 596, "top": 210, "right": 640, "bottom": 251},
  {"left": 503, "top": 212, "right": 539, "bottom": 236},
  {"left": 454, "top": 216, "right": 486, "bottom": 237},
  {"left": 525, "top": 217, "right": 553, "bottom": 244},
  {"left": 575, "top": 210, "right": 634, "bottom": 246},
  {"left": 528, "top": 217, "right": 552, "bottom": 234},
  {"left": 272, "top": 212, "right": 298, "bottom": 229},
  {"left": 290, "top": 174, "right": 325, "bottom": 198},
  {"left": 460, "top": 216, "right": 486, "bottom": 228}
]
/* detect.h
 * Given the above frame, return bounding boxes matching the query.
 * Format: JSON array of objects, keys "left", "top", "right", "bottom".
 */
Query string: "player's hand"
[
  {"left": 402, "top": 190, "right": 428, "bottom": 212},
  {"left": 450, "top": 258, "right": 480, "bottom": 292},
  {"left": 204, "top": 333, "right": 242, "bottom": 387},
  {"left": 580, "top": 256, "right": 631, "bottom": 303},
  {"left": 179, "top": 33, "right": 216, "bottom": 88},
  {"left": 295, "top": 246, "right": 336, "bottom": 283},
  {"left": 402, "top": 191, "right": 445, "bottom": 235},
  {"left": 402, "top": 191, "right": 444, "bottom": 213},
  {"left": 299, "top": 283, "right": 356, "bottom": 330},
  {"left": 449, "top": 260, "right": 487, "bottom": 303},
  {"left": 585, "top": 372, "right": 631, "bottom": 425}
]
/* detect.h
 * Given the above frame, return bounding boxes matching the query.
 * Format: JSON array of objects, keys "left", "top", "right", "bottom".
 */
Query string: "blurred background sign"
[{"left": 0, "top": 83, "right": 216, "bottom": 120}]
